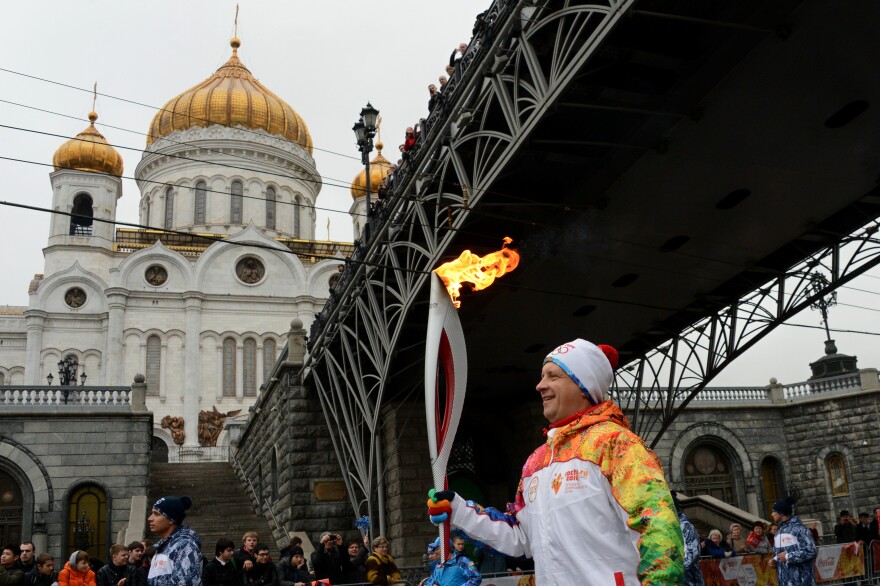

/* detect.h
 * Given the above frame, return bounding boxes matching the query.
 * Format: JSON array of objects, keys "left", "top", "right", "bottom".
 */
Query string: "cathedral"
[{"left": 0, "top": 35, "right": 372, "bottom": 451}]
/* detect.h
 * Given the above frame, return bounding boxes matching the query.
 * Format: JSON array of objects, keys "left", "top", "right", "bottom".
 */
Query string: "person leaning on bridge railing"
[{"left": 427, "top": 339, "right": 684, "bottom": 585}]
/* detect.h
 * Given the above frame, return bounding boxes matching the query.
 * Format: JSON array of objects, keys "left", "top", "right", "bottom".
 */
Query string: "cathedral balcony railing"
[
  {"left": 0, "top": 385, "right": 132, "bottom": 407},
  {"left": 114, "top": 228, "right": 355, "bottom": 263}
]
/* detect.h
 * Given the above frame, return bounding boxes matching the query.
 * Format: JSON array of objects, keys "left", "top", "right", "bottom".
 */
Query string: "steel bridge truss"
[
  {"left": 613, "top": 218, "right": 880, "bottom": 448},
  {"left": 307, "top": 0, "right": 637, "bottom": 532}
]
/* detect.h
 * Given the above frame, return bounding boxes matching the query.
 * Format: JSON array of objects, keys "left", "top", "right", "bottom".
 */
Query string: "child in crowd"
[{"left": 58, "top": 551, "right": 96, "bottom": 586}]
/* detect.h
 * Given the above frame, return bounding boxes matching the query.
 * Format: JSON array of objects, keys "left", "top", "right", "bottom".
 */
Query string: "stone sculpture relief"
[
  {"left": 160, "top": 415, "right": 185, "bottom": 445},
  {"left": 198, "top": 406, "right": 242, "bottom": 446}
]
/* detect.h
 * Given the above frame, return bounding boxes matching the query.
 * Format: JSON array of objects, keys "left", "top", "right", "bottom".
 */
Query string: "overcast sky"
[{"left": 2, "top": 1, "right": 879, "bottom": 387}]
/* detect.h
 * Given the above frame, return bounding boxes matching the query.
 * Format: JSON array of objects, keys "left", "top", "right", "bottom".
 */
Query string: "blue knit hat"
[
  {"left": 152, "top": 495, "right": 192, "bottom": 525},
  {"left": 772, "top": 496, "right": 796, "bottom": 517}
]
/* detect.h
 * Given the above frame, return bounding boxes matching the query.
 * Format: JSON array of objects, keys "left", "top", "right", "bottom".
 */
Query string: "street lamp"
[
  {"left": 353, "top": 102, "right": 380, "bottom": 237},
  {"left": 46, "top": 373, "right": 54, "bottom": 385},
  {"left": 80, "top": 372, "right": 88, "bottom": 386}
]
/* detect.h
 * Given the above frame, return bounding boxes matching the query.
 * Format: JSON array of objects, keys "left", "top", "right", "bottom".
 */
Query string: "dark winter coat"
[
  {"left": 339, "top": 547, "right": 368, "bottom": 585},
  {"left": 96, "top": 563, "right": 128, "bottom": 586},
  {"left": 202, "top": 559, "right": 240, "bottom": 586},
  {"left": 244, "top": 562, "right": 277, "bottom": 586},
  {"left": 310, "top": 547, "right": 342, "bottom": 585},
  {"left": 275, "top": 559, "right": 311, "bottom": 586}
]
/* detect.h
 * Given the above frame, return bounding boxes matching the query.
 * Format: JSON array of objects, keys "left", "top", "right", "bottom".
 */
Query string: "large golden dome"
[
  {"left": 53, "top": 111, "right": 124, "bottom": 177},
  {"left": 147, "top": 37, "right": 313, "bottom": 155},
  {"left": 351, "top": 141, "right": 393, "bottom": 200}
]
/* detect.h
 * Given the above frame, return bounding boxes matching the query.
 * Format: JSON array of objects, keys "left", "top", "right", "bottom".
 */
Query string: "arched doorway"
[
  {"left": 151, "top": 436, "right": 169, "bottom": 463},
  {"left": 67, "top": 484, "right": 107, "bottom": 559},
  {"left": 0, "top": 469, "right": 23, "bottom": 544},
  {"left": 684, "top": 443, "right": 737, "bottom": 506},
  {"left": 760, "top": 456, "right": 786, "bottom": 519}
]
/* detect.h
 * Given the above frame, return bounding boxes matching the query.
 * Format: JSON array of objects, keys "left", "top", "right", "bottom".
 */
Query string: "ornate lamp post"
[
  {"left": 353, "top": 102, "right": 380, "bottom": 237},
  {"left": 809, "top": 272, "right": 838, "bottom": 350},
  {"left": 54, "top": 356, "right": 86, "bottom": 403}
]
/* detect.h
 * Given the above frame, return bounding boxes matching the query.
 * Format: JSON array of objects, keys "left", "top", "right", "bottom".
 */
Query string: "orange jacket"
[{"left": 58, "top": 562, "right": 97, "bottom": 586}]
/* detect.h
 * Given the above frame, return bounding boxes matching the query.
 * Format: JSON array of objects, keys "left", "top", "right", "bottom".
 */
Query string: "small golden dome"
[
  {"left": 147, "top": 37, "right": 312, "bottom": 154},
  {"left": 52, "top": 111, "right": 124, "bottom": 177},
  {"left": 350, "top": 145, "right": 393, "bottom": 200}
]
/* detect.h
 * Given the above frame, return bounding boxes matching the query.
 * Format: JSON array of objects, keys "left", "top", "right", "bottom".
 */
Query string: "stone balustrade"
[
  {"left": 782, "top": 372, "right": 861, "bottom": 399},
  {"left": 0, "top": 385, "right": 133, "bottom": 406},
  {"left": 613, "top": 369, "right": 871, "bottom": 406}
]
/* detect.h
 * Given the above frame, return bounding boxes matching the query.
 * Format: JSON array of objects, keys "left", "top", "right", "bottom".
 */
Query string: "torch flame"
[{"left": 434, "top": 237, "right": 520, "bottom": 308}]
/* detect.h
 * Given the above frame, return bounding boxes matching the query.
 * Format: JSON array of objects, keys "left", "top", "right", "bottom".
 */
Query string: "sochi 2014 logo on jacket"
[{"left": 550, "top": 468, "right": 590, "bottom": 495}]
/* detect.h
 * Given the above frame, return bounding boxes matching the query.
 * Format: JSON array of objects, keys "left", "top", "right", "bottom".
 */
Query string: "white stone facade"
[{"left": 0, "top": 122, "right": 351, "bottom": 448}]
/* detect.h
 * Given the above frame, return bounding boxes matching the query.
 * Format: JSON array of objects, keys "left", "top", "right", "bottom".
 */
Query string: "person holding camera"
[{"left": 311, "top": 533, "right": 343, "bottom": 585}]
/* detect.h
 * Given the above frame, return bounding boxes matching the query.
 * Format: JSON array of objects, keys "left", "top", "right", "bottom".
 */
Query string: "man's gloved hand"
[{"left": 427, "top": 489, "right": 455, "bottom": 525}]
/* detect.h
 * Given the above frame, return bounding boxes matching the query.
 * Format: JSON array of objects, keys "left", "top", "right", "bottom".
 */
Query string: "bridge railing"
[
  {"left": 310, "top": 0, "right": 517, "bottom": 351},
  {"left": 0, "top": 385, "right": 132, "bottom": 406}
]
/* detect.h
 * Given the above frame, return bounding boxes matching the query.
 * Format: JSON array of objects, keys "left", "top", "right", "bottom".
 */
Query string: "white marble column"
[
  {"left": 216, "top": 345, "right": 224, "bottom": 400},
  {"left": 159, "top": 342, "right": 168, "bottom": 401},
  {"left": 105, "top": 289, "right": 128, "bottom": 385},
  {"left": 23, "top": 310, "right": 47, "bottom": 385},
  {"left": 235, "top": 341, "right": 244, "bottom": 399},
  {"left": 182, "top": 293, "right": 204, "bottom": 447},
  {"left": 256, "top": 344, "right": 264, "bottom": 392}
]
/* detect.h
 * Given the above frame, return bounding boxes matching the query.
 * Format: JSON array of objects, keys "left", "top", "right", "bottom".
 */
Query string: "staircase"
[{"left": 148, "top": 462, "right": 277, "bottom": 556}]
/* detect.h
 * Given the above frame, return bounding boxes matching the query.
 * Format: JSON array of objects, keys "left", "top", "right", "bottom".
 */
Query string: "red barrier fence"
[{"left": 698, "top": 542, "right": 867, "bottom": 585}]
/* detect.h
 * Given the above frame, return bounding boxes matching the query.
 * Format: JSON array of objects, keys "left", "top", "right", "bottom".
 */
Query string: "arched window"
[
  {"left": 164, "top": 187, "right": 174, "bottom": 229},
  {"left": 243, "top": 338, "right": 257, "bottom": 397},
  {"left": 222, "top": 338, "right": 236, "bottom": 397},
  {"left": 266, "top": 187, "right": 276, "bottom": 230},
  {"left": 0, "top": 469, "right": 23, "bottom": 544},
  {"left": 263, "top": 339, "right": 277, "bottom": 382},
  {"left": 68, "top": 484, "right": 107, "bottom": 560},
  {"left": 70, "top": 193, "right": 94, "bottom": 235},
  {"left": 231, "top": 181, "right": 243, "bottom": 224},
  {"left": 827, "top": 454, "right": 849, "bottom": 496},
  {"left": 761, "top": 457, "right": 785, "bottom": 519},
  {"left": 293, "top": 195, "right": 301, "bottom": 238},
  {"left": 145, "top": 336, "right": 161, "bottom": 396},
  {"left": 194, "top": 181, "right": 207, "bottom": 224}
]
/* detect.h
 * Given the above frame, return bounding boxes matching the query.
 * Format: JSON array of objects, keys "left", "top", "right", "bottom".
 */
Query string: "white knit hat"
[{"left": 543, "top": 339, "right": 618, "bottom": 405}]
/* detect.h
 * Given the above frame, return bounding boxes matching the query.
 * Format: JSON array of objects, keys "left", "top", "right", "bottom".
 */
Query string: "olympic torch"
[{"left": 425, "top": 238, "right": 519, "bottom": 560}]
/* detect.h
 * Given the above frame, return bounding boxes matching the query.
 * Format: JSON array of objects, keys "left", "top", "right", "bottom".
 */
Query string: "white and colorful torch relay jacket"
[{"left": 448, "top": 401, "right": 683, "bottom": 586}]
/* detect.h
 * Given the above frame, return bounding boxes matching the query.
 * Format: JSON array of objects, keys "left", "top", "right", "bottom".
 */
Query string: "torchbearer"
[{"left": 427, "top": 339, "right": 684, "bottom": 585}]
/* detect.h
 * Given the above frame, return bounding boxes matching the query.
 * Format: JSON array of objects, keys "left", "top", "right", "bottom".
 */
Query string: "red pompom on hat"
[{"left": 597, "top": 344, "right": 618, "bottom": 369}]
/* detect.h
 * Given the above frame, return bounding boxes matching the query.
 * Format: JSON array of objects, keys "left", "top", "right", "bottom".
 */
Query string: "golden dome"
[
  {"left": 52, "top": 111, "right": 124, "bottom": 177},
  {"left": 147, "top": 38, "right": 313, "bottom": 154},
  {"left": 350, "top": 141, "right": 393, "bottom": 200}
]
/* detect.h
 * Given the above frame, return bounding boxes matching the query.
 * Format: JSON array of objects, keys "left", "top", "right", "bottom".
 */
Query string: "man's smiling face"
[{"left": 536, "top": 361, "right": 590, "bottom": 424}]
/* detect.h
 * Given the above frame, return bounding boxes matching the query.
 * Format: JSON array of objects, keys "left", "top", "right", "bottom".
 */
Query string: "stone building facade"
[{"left": 0, "top": 380, "right": 151, "bottom": 557}]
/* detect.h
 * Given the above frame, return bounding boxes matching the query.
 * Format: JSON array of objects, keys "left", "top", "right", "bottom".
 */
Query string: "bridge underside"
[{"left": 389, "top": 0, "right": 880, "bottom": 406}]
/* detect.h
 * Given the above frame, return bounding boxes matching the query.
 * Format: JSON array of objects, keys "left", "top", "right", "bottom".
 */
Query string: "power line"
[
  {"left": 0, "top": 98, "right": 362, "bottom": 190},
  {"left": 0, "top": 198, "right": 706, "bottom": 311},
  {"left": 770, "top": 321, "right": 880, "bottom": 337},
  {"left": 0, "top": 65, "right": 359, "bottom": 161},
  {"left": 0, "top": 67, "right": 598, "bottom": 214}
]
